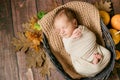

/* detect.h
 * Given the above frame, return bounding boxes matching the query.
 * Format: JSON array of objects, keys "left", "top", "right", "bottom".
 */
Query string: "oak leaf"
[
  {"left": 11, "top": 15, "right": 54, "bottom": 79},
  {"left": 94, "top": 0, "right": 112, "bottom": 12}
]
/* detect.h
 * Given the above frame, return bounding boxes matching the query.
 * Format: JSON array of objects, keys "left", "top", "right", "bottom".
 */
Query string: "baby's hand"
[
  {"left": 94, "top": 53, "right": 102, "bottom": 59},
  {"left": 71, "top": 27, "right": 82, "bottom": 39},
  {"left": 92, "top": 53, "right": 102, "bottom": 64}
]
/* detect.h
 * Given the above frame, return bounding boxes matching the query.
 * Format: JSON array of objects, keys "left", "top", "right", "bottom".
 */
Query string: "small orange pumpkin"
[
  {"left": 111, "top": 14, "right": 120, "bottom": 30},
  {"left": 115, "top": 50, "right": 120, "bottom": 60},
  {"left": 99, "top": 10, "right": 110, "bottom": 25}
]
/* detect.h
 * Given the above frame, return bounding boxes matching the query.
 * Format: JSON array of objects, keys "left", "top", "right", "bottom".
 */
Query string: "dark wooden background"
[{"left": 0, "top": 0, "right": 120, "bottom": 80}]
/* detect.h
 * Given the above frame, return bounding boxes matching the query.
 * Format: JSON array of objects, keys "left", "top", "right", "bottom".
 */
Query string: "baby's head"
[{"left": 53, "top": 8, "right": 78, "bottom": 38}]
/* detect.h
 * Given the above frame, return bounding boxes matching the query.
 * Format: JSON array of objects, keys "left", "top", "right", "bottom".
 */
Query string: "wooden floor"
[{"left": 0, "top": 0, "right": 120, "bottom": 80}]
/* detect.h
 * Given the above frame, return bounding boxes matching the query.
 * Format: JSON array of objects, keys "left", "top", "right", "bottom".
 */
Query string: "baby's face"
[{"left": 54, "top": 15, "right": 76, "bottom": 38}]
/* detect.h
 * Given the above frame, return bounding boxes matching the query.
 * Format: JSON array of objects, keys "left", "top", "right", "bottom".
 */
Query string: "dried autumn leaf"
[
  {"left": 38, "top": 55, "right": 51, "bottom": 77},
  {"left": 11, "top": 32, "right": 31, "bottom": 52},
  {"left": 11, "top": 14, "right": 53, "bottom": 79},
  {"left": 22, "top": 16, "right": 39, "bottom": 32},
  {"left": 25, "top": 48, "right": 52, "bottom": 78},
  {"left": 94, "top": 0, "right": 112, "bottom": 12},
  {"left": 22, "top": 23, "right": 33, "bottom": 32},
  {"left": 26, "top": 54, "right": 36, "bottom": 68},
  {"left": 11, "top": 38, "right": 23, "bottom": 51}
]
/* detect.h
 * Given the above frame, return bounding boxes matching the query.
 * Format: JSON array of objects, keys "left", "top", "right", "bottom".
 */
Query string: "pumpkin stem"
[{"left": 115, "top": 31, "right": 120, "bottom": 35}]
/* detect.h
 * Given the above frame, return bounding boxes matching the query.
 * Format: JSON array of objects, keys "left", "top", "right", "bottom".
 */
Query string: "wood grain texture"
[
  {"left": 36, "top": 0, "right": 63, "bottom": 13},
  {"left": 0, "top": 0, "right": 19, "bottom": 80},
  {"left": 16, "top": 51, "right": 29, "bottom": 80},
  {"left": 48, "top": 69, "right": 66, "bottom": 80},
  {"left": 62, "top": 0, "right": 103, "bottom": 4},
  {"left": 11, "top": 0, "right": 37, "bottom": 36},
  {"left": 0, "top": 23, "right": 19, "bottom": 80},
  {"left": 111, "top": 0, "right": 120, "bottom": 14},
  {"left": 63, "top": 0, "right": 81, "bottom": 4}
]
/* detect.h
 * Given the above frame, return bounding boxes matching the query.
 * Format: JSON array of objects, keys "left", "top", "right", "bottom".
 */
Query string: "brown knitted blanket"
[{"left": 38, "top": 1, "right": 104, "bottom": 79}]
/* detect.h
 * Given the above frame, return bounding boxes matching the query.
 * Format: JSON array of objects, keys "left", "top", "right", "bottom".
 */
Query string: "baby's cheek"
[{"left": 68, "top": 31, "right": 73, "bottom": 36}]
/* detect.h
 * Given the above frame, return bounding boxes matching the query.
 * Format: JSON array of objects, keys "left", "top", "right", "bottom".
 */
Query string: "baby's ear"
[{"left": 73, "top": 19, "right": 77, "bottom": 27}]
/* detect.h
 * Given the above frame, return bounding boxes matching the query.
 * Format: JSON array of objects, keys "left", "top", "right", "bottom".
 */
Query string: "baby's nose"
[{"left": 60, "top": 30, "right": 64, "bottom": 34}]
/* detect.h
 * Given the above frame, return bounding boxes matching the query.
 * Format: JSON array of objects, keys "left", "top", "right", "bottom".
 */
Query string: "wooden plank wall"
[
  {"left": 0, "top": 0, "right": 19, "bottom": 80},
  {"left": 0, "top": 0, "right": 120, "bottom": 80}
]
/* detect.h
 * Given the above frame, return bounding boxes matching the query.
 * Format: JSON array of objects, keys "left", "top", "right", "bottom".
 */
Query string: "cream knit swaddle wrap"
[{"left": 62, "top": 25, "right": 111, "bottom": 77}]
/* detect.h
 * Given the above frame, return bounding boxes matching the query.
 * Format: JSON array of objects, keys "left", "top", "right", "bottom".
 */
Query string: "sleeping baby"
[{"left": 53, "top": 7, "right": 111, "bottom": 77}]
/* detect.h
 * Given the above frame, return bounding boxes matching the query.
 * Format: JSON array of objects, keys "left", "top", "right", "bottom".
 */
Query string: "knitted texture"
[
  {"left": 62, "top": 25, "right": 111, "bottom": 77},
  {"left": 38, "top": 1, "right": 103, "bottom": 79}
]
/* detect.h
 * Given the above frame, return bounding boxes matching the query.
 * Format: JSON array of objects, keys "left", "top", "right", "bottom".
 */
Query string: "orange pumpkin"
[
  {"left": 111, "top": 14, "right": 120, "bottom": 30},
  {"left": 99, "top": 10, "right": 110, "bottom": 25},
  {"left": 109, "top": 29, "right": 120, "bottom": 45},
  {"left": 115, "top": 50, "right": 120, "bottom": 60}
]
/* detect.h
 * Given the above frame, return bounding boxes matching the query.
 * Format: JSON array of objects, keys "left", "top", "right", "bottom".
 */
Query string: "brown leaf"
[
  {"left": 94, "top": 0, "right": 112, "bottom": 12},
  {"left": 11, "top": 38, "right": 23, "bottom": 51},
  {"left": 11, "top": 14, "right": 52, "bottom": 79},
  {"left": 12, "top": 32, "right": 32, "bottom": 52}
]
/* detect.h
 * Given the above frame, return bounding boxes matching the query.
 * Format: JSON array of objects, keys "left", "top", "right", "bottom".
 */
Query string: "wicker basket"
[
  {"left": 39, "top": 1, "right": 116, "bottom": 80},
  {"left": 43, "top": 19, "right": 115, "bottom": 80}
]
